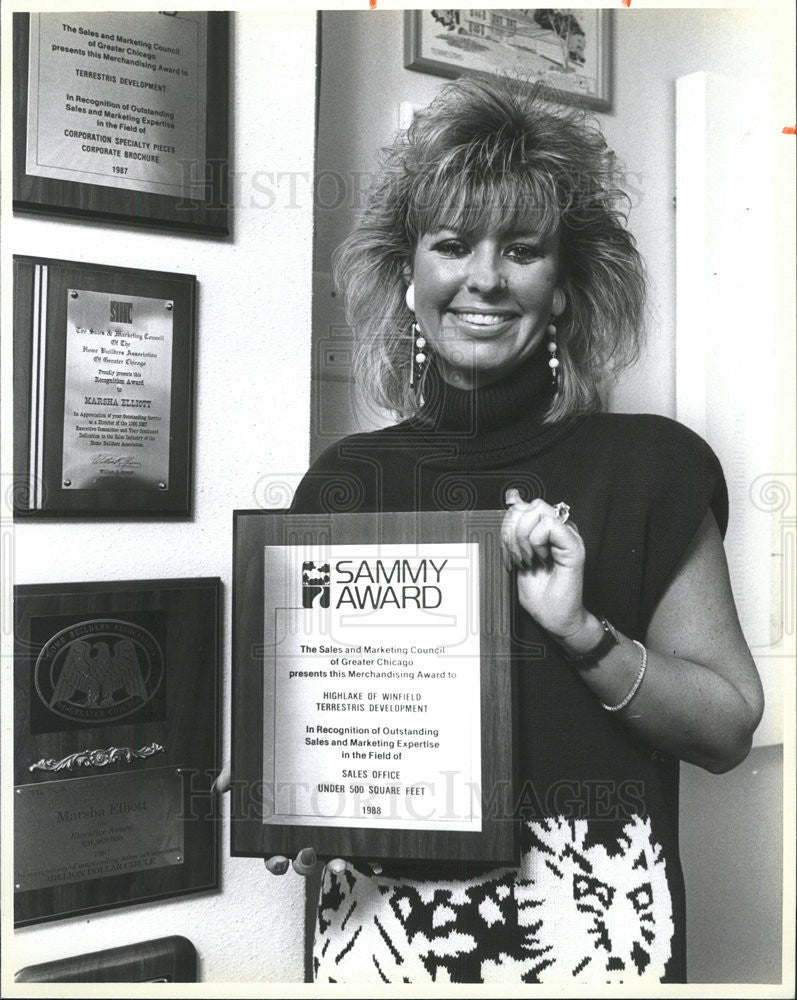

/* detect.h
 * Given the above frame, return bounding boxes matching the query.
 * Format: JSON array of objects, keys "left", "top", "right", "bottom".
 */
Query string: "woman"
[{"left": 269, "top": 75, "right": 763, "bottom": 984}]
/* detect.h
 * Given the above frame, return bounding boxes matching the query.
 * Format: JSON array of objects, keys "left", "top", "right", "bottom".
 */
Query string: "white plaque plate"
[{"left": 263, "top": 543, "right": 482, "bottom": 832}]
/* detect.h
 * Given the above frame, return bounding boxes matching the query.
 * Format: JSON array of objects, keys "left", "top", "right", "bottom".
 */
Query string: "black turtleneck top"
[
  {"left": 291, "top": 351, "right": 728, "bottom": 982},
  {"left": 293, "top": 352, "right": 726, "bottom": 631}
]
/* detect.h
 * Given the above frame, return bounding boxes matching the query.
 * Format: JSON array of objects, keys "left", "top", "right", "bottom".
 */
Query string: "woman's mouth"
[
  {"left": 456, "top": 312, "right": 509, "bottom": 326},
  {"left": 447, "top": 309, "right": 518, "bottom": 335}
]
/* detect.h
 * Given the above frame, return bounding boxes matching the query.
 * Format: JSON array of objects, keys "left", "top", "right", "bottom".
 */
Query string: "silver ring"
[{"left": 553, "top": 501, "right": 571, "bottom": 524}]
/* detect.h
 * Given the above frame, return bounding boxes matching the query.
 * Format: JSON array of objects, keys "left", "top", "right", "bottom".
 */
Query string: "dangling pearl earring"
[
  {"left": 547, "top": 317, "right": 560, "bottom": 393},
  {"left": 410, "top": 323, "right": 427, "bottom": 390},
  {"left": 406, "top": 283, "right": 427, "bottom": 391}
]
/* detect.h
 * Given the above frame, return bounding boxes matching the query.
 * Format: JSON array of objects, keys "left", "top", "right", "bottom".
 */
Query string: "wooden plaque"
[
  {"left": 13, "top": 255, "right": 196, "bottom": 518},
  {"left": 13, "top": 11, "right": 229, "bottom": 235},
  {"left": 15, "top": 936, "right": 197, "bottom": 983},
  {"left": 232, "top": 510, "right": 518, "bottom": 867},
  {"left": 14, "top": 578, "right": 221, "bottom": 926}
]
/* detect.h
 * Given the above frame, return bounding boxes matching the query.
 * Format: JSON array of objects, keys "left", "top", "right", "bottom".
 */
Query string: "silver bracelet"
[{"left": 600, "top": 639, "right": 647, "bottom": 712}]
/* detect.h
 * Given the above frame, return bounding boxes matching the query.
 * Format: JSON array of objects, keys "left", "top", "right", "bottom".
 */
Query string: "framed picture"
[
  {"left": 13, "top": 578, "right": 221, "bottom": 927},
  {"left": 232, "top": 509, "right": 518, "bottom": 868},
  {"left": 13, "top": 11, "right": 229, "bottom": 235},
  {"left": 404, "top": 8, "right": 611, "bottom": 112},
  {"left": 13, "top": 255, "right": 196, "bottom": 518}
]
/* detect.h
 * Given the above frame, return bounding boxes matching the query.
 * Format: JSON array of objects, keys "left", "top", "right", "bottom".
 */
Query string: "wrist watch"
[{"left": 561, "top": 616, "right": 619, "bottom": 668}]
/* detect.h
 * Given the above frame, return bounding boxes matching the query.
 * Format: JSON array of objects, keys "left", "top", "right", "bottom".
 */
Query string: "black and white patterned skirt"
[{"left": 313, "top": 815, "right": 676, "bottom": 983}]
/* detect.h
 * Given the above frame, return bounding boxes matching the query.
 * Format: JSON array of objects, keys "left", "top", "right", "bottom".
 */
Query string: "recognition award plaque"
[
  {"left": 13, "top": 255, "right": 195, "bottom": 518},
  {"left": 232, "top": 511, "right": 518, "bottom": 866},
  {"left": 14, "top": 578, "right": 221, "bottom": 926},
  {"left": 13, "top": 11, "right": 229, "bottom": 234}
]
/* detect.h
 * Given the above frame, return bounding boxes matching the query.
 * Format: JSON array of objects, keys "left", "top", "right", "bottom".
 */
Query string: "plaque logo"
[
  {"left": 34, "top": 619, "right": 164, "bottom": 724},
  {"left": 302, "top": 561, "right": 330, "bottom": 609},
  {"left": 109, "top": 300, "right": 133, "bottom": 323}
]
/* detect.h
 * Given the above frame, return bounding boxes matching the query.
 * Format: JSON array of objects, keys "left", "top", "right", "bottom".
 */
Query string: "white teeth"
[{"left": 456, "top": 312, "right": 509, "bottom": 326}]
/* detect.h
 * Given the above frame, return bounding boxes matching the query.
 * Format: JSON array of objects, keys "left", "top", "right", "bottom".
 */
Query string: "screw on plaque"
[
  {"left": 165, "top": 302, "right": 173, "bottom": 311},
  {"left": 70, "top": 291, "right": 78, "bottom": 298},
  {"left": 158, "top": 482, "right": 167, "bottom": 490},
  {"left": 63, "top": 480, "right": 72, "bottom": 487}
]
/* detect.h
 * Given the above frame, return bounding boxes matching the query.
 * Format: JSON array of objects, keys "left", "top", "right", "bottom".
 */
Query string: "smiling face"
[{"left": 410, "top": 226, "right": 565, "bottom": 390}]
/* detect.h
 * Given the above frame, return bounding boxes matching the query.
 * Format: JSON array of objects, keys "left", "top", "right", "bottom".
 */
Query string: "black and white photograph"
[{"left": 1, "top": 2, "right": 794, "bottom": 995}]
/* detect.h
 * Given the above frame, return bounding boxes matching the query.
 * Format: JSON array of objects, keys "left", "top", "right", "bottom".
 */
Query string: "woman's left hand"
[{"left": 502, "top": 491, "right": 589, "bottom": 641}]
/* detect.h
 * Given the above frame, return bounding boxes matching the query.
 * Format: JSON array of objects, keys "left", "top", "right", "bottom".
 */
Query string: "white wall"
[{"left": 4, "top": 11, "right": 316, "bottom": 986}]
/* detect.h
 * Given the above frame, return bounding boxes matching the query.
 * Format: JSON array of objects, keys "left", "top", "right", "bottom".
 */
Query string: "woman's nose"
[{"left": 465, "top": 246, "right": 506, "bottom": 295}]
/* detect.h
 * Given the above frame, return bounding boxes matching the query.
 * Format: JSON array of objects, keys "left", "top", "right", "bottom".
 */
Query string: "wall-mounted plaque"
[
  {"left": 14, "top": 578, "right": 221, "bottom": 926},
  {"left": 232, "top": 510, "right": 518, "bottom": 867},
  {"left": 15, "top": 936, "right": 197, "bottom": 983},
  {"left": 13, "top": 11, "right": 229, "bottom": 235},
  {"left": 13, "top": 255, "right": 195, "bottom": 518}
]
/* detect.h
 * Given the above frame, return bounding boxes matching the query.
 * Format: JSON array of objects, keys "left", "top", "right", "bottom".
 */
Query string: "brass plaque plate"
[
  {"left": 26, "top": 12, "right": 208, "bottom": 199},
  {"left": 15, "top": 766, "right": 184, "bottom": 892},
  {"left": 62, "top": 288, "right": 173, "bottom": 491}
]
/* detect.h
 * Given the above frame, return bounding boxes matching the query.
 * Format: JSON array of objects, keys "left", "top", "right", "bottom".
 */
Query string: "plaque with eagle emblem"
[
  {"left": 51, "top": 638, "right": 148, "bottom": 711},
  {"left": 14, "top": 578, "right": 221, "bottom": 926}
]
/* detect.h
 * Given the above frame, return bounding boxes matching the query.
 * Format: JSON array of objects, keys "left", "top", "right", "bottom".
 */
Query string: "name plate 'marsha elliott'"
[
  {"left": 62, "top": 288, "right": 173, "bottom": 491},
  {"left": 266, "top": 544, "right": 482, "bottom": 833},
  {"left": 232, "top": 510, "right": 517, "bottom": 867},
  {"left": 15, "top": 769, "right": 183, "bottom": 893}
]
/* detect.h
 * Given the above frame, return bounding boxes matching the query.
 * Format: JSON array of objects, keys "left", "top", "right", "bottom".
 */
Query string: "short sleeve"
[{"left": 638, "top": 417, "right": 728, "bottom": 627}]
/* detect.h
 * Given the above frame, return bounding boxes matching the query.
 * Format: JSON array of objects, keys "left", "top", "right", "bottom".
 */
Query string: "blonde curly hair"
[{"left": 332, "top": 75, "right": 646, "bottom": 422}]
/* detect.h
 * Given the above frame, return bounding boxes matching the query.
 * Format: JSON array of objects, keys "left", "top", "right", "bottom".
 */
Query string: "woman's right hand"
[{"left": 502, "top": 491, "right": 589, "bottom": 641}]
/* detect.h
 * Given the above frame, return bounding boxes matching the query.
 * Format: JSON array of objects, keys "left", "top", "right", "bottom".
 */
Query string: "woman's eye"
[
  {"left": 433, "top": 239, "right": 468, "bottom": 257},
  {"left": 505, "top": 243, "right": 542, "bottom": 263}
]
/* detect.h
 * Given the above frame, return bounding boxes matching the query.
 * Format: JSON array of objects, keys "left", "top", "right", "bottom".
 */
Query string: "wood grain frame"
[
  {"left": 15, "top": 936, "right": 198, "bottom": 983},
  {"left": 232, "top": 510, "right": 519, "bottom": 868},
  {"left": 14, "top": 578, "right": 221, "bottom": 927},
  {"left": 13, "top": 11, "right": 229, "bottom": 235},
  {"left": 13, "top": 255, "right": 196, "bottom": 518}
]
